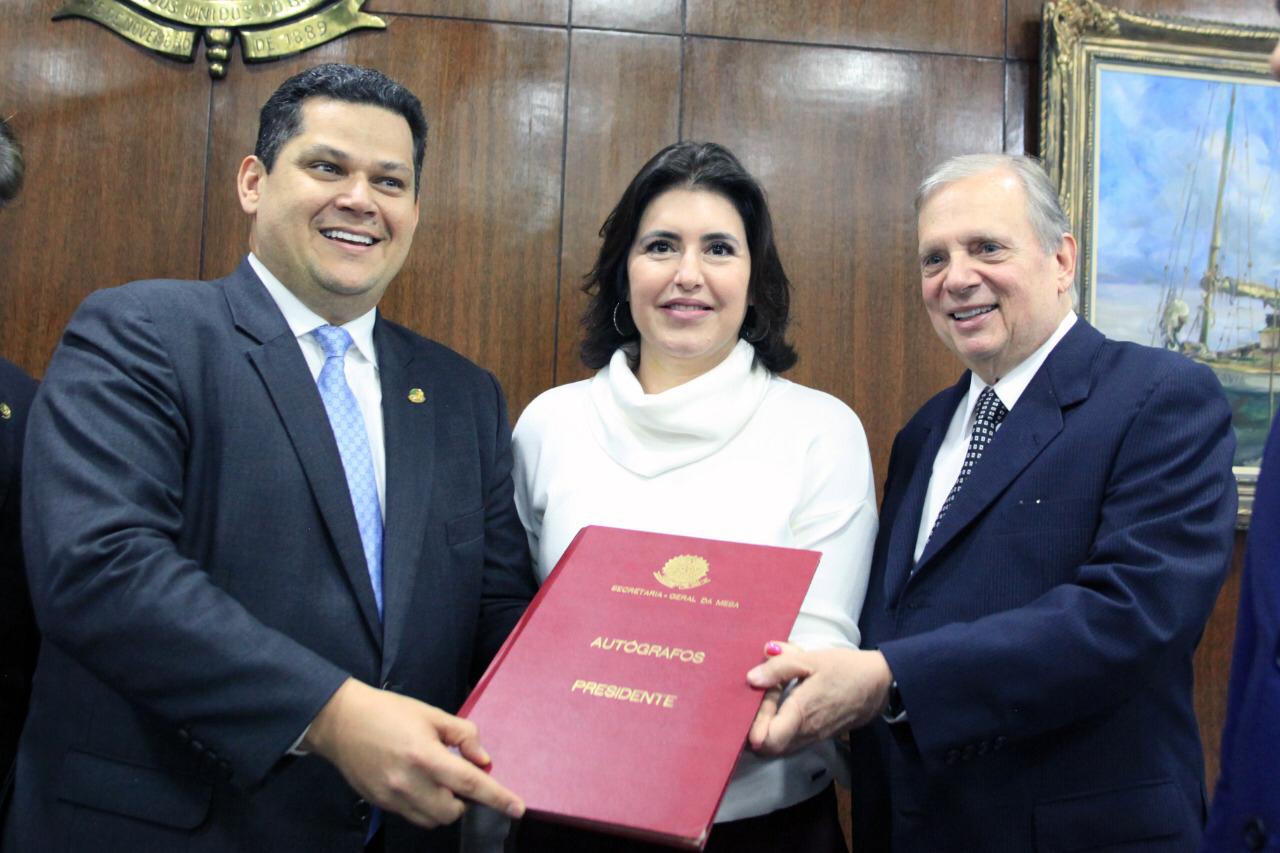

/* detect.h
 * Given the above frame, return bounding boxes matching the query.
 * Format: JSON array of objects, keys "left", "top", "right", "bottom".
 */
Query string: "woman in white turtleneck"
[{"left": 509, "top": 142, "right": 876, "bottom": 853}]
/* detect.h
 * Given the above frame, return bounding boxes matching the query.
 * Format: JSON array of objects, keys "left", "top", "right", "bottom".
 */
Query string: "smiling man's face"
[
  {"left": 237, "top": 97, "right": 420, "bottom": 324},
  {"left": 916, "top": 168, "right": 1076, "bottom": 384}
]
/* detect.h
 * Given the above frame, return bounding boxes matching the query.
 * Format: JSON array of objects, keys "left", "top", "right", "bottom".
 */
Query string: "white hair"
[{"left": 916, "top": 153, "right": 1071, "bottom": 255}]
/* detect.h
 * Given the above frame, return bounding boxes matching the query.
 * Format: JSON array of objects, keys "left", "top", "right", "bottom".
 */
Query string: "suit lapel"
[
  {"left": 914, "top": 384, "right": 1063, "bottom": 572},
  {"left": 912, "top": 320, "right": 1100, "bottom": 576},
  {"left": 884, "top": 381, "right": 963, "bottom": 604},
  {"left": 225, "top": 260, "right": 384, "bottom": 645},
  {"left": 375, "top": 320, "right": 436, "bottom": 677}
]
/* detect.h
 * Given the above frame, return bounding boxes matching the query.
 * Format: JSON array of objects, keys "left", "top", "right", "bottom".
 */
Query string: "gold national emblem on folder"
[
  {"left": 0, "top": 403, "right": 10, "bottom": 421},
  {"left": 653, "top": 554, "right": 710, "bottom": 590}
]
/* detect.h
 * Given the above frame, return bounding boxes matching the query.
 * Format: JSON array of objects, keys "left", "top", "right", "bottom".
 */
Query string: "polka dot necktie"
[
  {"left": 312, "top": 325, "right": 384, "bottom": 620},
  {"left": 930, "top": 385, "right": 1008, "bottom": 540}
]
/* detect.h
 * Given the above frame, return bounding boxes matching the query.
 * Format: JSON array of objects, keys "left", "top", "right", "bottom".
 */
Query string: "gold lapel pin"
[
  {"left": 0, "top": 403, "right": 11, "bottom": 420},
  {"left": 407, "top": 388, "right": 426, "bottom": 404}
]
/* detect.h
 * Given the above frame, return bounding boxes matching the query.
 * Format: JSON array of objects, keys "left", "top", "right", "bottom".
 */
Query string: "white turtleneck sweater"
[{"left": 512, "top": 339, "right": 877, "bottom": 821}]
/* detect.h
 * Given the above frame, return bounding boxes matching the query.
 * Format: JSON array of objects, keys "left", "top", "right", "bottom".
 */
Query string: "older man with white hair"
[{"left": 748, "top": 152, "right": 1237, "bottom": 852}]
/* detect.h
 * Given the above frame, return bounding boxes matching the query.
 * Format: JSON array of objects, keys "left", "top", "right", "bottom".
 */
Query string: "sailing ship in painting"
[
  {"left": 1107, "top": 78, "right": 1280, "bottom": 467},
  {"left": 1156, "top": 85, "right": 1280, "bottom": 391}
]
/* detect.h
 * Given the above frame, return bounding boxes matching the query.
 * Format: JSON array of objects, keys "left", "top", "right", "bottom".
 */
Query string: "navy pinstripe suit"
[{"left": 851, "top": 319, "right": 1237, "bottom": 852}]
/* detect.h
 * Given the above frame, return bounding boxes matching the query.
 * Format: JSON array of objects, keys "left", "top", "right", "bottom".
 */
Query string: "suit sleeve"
[
  {"left": 22, "top": 288, "right": 349, "bottom": 788},
  {"left": 472, "top": 370, "right": 538, "bottom": 671},
  {"left": 878, "top": 357, "right": 1236, "bottom": 764}
]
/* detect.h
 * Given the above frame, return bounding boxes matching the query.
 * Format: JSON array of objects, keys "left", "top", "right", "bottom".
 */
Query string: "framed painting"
[{"left": 1041, "top": 0, "right": 1280, "bottom": 527}]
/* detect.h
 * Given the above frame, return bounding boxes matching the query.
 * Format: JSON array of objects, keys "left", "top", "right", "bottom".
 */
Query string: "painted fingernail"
[{"left": 765, "top": 642, "right": 783, "bottom": 656}]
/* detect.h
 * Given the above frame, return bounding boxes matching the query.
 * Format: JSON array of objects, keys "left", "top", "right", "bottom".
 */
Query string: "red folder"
[{"left": 460, "top": 525, "right": 821, "bottom": 850}]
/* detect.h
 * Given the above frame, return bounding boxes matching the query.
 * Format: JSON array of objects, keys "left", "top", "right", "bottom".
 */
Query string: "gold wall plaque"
[
  {"left": 131, "top": 0, "right": 332, "bottom": 27},
  {"left": 53, "top": 0, "right": 196, "bottom": 57},
  {"left": 53, "top": 0, "right": 385, "bottom": 78}
]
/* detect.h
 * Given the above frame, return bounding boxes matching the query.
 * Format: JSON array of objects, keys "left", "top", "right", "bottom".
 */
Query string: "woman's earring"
[{"left": 613, "top": 301, "right": 635, "bottom": 337}]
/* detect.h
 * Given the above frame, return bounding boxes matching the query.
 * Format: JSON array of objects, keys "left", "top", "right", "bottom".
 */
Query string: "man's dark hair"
[
  {"left": 255, "top": 63, "right": 428, "bottom": 195},
  {"left": 0, "top": 118, "right": 23, "bottom": 207},
  {"left": 580, "top": 141, "right": 797, "bottom": 373}
]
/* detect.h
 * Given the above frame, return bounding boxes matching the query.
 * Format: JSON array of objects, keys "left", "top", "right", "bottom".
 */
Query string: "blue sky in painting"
[{"left": 1094, "top": 65, "right": 1280, "bottom": 349}]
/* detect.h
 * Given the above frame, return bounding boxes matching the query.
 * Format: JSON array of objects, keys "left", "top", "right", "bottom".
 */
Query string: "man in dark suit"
[
  {"left": 748, "top": 153, "right": 1237, "bottom": 851},
  {"left": 0, "top": 116, "right": 40, "bottom": 818},
  {"left": 2, "top": 64, "right": 536, "bottom": 852},
  {"left": 1199, "top": 28, "right": 1280, "bottom": 853}
]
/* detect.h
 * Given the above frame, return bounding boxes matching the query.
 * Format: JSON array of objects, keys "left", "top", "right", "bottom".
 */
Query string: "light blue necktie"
[{"left": 312, "top": 325, "right": 384, "bottom": 620}]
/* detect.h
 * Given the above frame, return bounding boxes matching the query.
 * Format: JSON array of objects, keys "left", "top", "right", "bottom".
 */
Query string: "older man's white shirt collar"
[
  {"left": 913, "top": 311, "right": 1079, "bottom": 564},
  {"left": 961, "top": 311, "right": 1077, "bottom": 425},
  {"left": 248, "top": 253, "right": 378, "bottom": 365}
]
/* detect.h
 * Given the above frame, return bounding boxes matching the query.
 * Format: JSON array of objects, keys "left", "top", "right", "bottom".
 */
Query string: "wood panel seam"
[
  {"left": 678, "top": 30, "right": 1006, "bottom": 61},
  {"left": 198, "top": 84, "right": 214, "bottom": 280},
  {"left": 677, "top": 0, "right": 687, "bottom": 140},
  {"left": 551, "top": 17, "right": 575, "bottom": 387}
]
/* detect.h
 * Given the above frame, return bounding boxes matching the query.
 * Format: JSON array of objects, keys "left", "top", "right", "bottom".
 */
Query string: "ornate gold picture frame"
[{"left": 1041, "top": 0, "right": 1280, "bottom": 527}]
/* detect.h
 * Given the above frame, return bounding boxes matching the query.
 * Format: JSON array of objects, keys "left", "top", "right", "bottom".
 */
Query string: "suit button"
[
  {"left": 1244, "top": 817, "right": 1267, "bottom": 851},
  {"left": 177, "top": 727, "right": 191, "bottom": 743},
  {"left": 351, "top": 799, "right": 372, "bottom": 828}
]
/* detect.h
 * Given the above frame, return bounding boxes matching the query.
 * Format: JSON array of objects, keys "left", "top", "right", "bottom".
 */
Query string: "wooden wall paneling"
[
  {"left": 1008, "top": 0, "right": 1280, "bottom": 60},
  {"left": 201, "top": 67, "right": 266, "bottom": 284},
  {"left": 554, "top": 30, "right": 682, "bottom": 387},
  {"left": 1007, "top": 0, "right": 1044, "bottom": 61},
  {"left": 366, "top": 0, "right": 567, "bottom": 26},
  {"left": 682, "top": 38, "right": 1005, "bottom": 488},
  {"left": 1194, "top": 532, "right": 1245, "bottom": 793},
  {"left": 1005, "top": 60, "right": 1038, "bottom": 155},
  {"left": 571, "top": 0, "right": 683, "bottom": 34},
  {"left": 0, "top": 1, "right": 210, "bottom": 377},
  {"left": 686, "top": 0, "right": 1004, "bottom": 57},
  {"left": 204, "top": 17, "right": 567, "bottom": 416},
  {"left": 848, "top": 54, "right": 1008, "bottom": 490}
]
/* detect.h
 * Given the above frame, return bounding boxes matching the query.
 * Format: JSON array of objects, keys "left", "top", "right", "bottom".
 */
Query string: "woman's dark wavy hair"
[{"left": 579, "top": 141, "right": 797, "bottom": 373}]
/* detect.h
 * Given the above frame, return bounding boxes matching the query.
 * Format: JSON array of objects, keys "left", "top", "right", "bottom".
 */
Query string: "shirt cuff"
[{"left": 287, "top": 725, "right": 311, "bottom": 756}]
